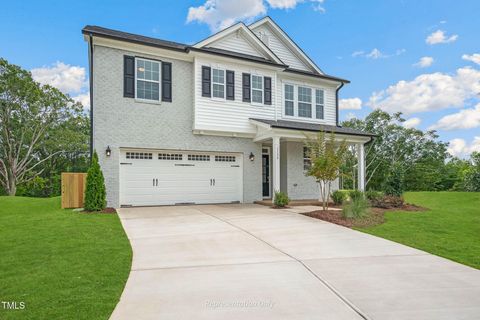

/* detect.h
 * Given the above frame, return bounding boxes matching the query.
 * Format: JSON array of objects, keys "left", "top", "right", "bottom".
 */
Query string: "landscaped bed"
[
  {"left": 303, "top": 192, "right": 480, "bottom": 269},
  {"left": 301, "top": 203, "right": 425, "bottom": 228},
  {"left": 0, "top": 196, "right": 132, "bottom": 320}
]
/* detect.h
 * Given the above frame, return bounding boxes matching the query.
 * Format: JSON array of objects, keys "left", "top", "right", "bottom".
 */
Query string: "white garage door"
[{"left": 120, "top": 149, "right": 243, "bottom": 206}]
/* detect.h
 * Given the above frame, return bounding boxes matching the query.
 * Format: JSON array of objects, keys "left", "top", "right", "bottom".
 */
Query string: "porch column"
[
  {"left": 272, "top": 136, "right": 280, "bottom": 202},
  {"left": 357, "top": 143, "right": 365, "bottom": 191}
]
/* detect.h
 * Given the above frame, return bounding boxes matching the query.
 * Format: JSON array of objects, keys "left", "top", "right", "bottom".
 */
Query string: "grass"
[
  {"left": 357, "top": 192, "right": 480, "bottom": 269},
  {"left": 0, "top": 197, "right": 132, "bottom": 320}
]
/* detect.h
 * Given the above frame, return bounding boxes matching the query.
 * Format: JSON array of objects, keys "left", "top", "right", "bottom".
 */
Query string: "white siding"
[
  {"left": 276, "top": 74, "right": 337, "bottom": 126},
  {"left": 194, "top": 57, "right": 276, "bottom": 134},
  {"left": 253, "top": 25, "right": 312, "bottom": 72},
  {"left": 208, "top": 32, "right": 265, "bottom": 58}
]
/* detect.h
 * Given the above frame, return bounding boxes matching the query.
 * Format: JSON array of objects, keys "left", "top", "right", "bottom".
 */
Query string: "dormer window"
[{"left": 212, "top": 68, "right": 225, "bottom": 99}]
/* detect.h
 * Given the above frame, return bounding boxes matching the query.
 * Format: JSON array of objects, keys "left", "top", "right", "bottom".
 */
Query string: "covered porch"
[{"left": 250, "top": 119, "right": 374, "bottom": 202}]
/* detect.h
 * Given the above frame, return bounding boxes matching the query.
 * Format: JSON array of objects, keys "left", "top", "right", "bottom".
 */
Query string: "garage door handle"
[
  {"left": 156, "top": 179, "right": 158, "bottom": 186},
  {"left": 210, "top": 179, "right": 212, "bottom": 186},
  {"left": 153, "top": 178, "right": 155, "bottom": 186},
  {"left": 213, "top": 178, "right": 215, "bottom": 186}
]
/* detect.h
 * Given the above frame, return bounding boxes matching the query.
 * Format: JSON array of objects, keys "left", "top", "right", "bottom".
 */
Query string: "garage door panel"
[{"left": 120, "top": 150, "right": 243, "bottom": 206}]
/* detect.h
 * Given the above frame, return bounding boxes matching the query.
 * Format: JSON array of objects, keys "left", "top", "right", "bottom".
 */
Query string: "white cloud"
[
  {"left": 448, "top": 137, "right": 480, "bottom": 157},
  {"left": 339, "top": 98, "right": 362, "bottom": 110},
  {"left": 429, "top": 104, "right": 480, "bottom": 131},
  {"left": 426, "top": 30, "right": 458, "bottom": 45},
  {"left": 187, "top": 0, "right": 266, "bottom": 32},
  {"left": 31, "top": 62, "right": 87, "bottom": 94},
  {"left": 366, "top": 48, "right": 384, "bottom": 59},
  {"left": 413, "top": 56, "right": 434, "bottom": 68},
  {"left": 402, "top": 117, "right": 421, "bottom": 128},
  {"left": 187, "top": 0, "right": 325, "bottom": 31},
  {"left": 352, "top": 48, "right": 405, "bottom": 59},
  {"left": 72, "top": 92, "right": 90, "bottom": 109},
  {"left": 369, "top": 67, "right": 480, "bottom": 114},
  {"left": 462, "top": 53, "right": 480, "bottom": 65}
]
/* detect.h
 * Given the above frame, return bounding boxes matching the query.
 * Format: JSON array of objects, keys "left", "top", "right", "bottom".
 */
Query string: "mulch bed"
[{"left": 301, "top": 203, "right": 427, "bottom": 228}]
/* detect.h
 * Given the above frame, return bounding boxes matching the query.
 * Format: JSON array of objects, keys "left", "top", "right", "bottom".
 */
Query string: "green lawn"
[
  {"left": 357, "top": 192, "right": 480, "bottom": 269},
  {"left": 0, "top": 197, "right": 132, "bottom": 320}
]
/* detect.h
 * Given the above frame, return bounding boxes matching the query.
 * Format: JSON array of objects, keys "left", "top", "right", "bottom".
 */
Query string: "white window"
[
  {"left": 298, "top": 86, "right": 312, "bottom": 118},
  {"left": 251, "top": 75, "right": 263, "bottom": 104},
  {"left": 303, "top": 147, "right": 311, "bottom": 171},
  {"left": 212, "top": 69, "right": 225, "bottom": 98},
  {"left": 284, "top": 84, "right": 294, "bottom": 116},
  {"left": 316, "top": 89, "right": 324, "bottom": 119},
  {"left": 136, "top": 58, "right": 160, "bottom": 101}
]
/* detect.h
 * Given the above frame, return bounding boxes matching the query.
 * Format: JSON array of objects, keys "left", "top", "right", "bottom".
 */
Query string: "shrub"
[
  {"left": 365, "top": 190, "right": 384, "bottom": 202},
  {"left": 331, "top": 190, "right": 347, "bottom": 205},
  {"left": 274, "top": 191, "right": 290, "bottom": 208},
  {"left": 342, "top": 194, "right": 369, "bottom": 219},
  {"left": 348, "top": 190, "right": 364, "bottom": 201},
  {"left": 84, "top": 151, "right": 106, "bottom": 211}
]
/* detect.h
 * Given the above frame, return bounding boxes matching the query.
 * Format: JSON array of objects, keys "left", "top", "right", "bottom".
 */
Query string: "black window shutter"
[
  {"left": 201, "top": 66, "right": 211, "bottom": 97},
  {"left": 226, "top": 70, "right": 235, "bottom": 100},
  {"left": 124, "top": 56, "right": 135, "bottom": 98},
  {"left": 161, "top": 62, "right": 172, "bottom": 102},
  {"left": 242, "top": 73, "right": 251, "bottom": 102},
  {"left": 264, "top": 77, "right": 272, "bottom": 105}
]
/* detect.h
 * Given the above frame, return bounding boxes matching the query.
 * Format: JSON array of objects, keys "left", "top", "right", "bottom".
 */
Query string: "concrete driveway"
[{"left": 111, "top": 204, "right": 480, "bottom": 320}]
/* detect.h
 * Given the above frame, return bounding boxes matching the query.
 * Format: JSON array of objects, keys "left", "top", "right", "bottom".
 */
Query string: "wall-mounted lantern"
[
  {"left": 106, "top": 146, "right": 112, "bottom": 157},
  {"left": 249, "top": 152, "right": 255, "bottom": 162}
]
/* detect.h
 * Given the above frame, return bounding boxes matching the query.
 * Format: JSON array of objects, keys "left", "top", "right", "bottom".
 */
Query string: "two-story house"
[{"left": 82, "top": 16, "right": 373, "bottom": 208}]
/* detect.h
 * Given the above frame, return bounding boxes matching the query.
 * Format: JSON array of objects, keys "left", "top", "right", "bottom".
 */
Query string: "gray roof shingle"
[{"left": 250, "top": 118, "right": 375, "bottom": 137}]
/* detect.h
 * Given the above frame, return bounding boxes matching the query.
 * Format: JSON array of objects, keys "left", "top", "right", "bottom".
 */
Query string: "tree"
[
  {"left": 464, "top": 152, "right": 480, "bottom": 192},
  {"left": 305, "top": 132, "right": 348, "bottom": 210},
  {"left": 84, "top": 152, "right": 106, "bottom": 211},
  {"left": 0, "top": 58, "right": 84, "bottom": 195},
  {"left": 342, "top": 110, "right": 449, "bottom": 191}
]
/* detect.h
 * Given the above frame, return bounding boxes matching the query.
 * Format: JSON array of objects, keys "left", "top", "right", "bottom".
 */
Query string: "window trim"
[
  {"left": 284, "top": 83, "right": 295, "bottom": 116},
  {"left": 315, "top": 88, "right": 325, "bottom": 120},
  {"left": 297, "top": 86, "right": 313, "bottom": 118},
  {"left": 211, "top": 68, "right": 226, "bottom": 100},
  {"left": 134, "top": 57, "right": 161, "bottom": 104},
  {"left": 303, "top": 146, "right": 311, "bottom": 171},
  {"left": 282, "top": 81, "right": 328, "bottom": 121},
  {"left": 251, "top": 74, "right": 264, "bottom": 105}
]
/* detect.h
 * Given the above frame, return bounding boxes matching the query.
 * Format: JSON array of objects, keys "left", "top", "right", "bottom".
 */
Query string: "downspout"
[
  {"left": 335, "top": 82, "right": 344, "bottom": 127},
  {"left": 88, "top": 34, "right": 94, "bottom": 162}
]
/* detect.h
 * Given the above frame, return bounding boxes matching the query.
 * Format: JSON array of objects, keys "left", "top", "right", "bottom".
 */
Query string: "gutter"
[
  {"left": 88, "top": 33, "right": 94, "bottom": 162},
  {"left": 335, "top": 82, "right": 345, "bottom": 127}
]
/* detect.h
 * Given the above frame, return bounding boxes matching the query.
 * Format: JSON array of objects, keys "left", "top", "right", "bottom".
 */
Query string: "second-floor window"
[
  {"left": 284, "top": 84, "right": 294, "bottom": 116},
  {"left": 212, "top": 68, "right": 225, "bottom": 98},
  {"left": 315, "top": 89, "right": 324, "bottom": 119},
  {"left": 136, "top": 58, "right": 160, "bottom": 101},
  {"left": 251, "top": 75, "right": 263, "bottom": 104},
  {"left": 298, "top": 86, "right": 312, "bottom": 118}
]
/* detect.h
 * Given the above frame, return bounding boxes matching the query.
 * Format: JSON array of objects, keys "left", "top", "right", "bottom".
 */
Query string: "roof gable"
[
  {"left": 193, "top": 22, "right": 283, "bottom": 64},
  {"left": 249, "top": 17, "right": 323, "bottom": 74}
]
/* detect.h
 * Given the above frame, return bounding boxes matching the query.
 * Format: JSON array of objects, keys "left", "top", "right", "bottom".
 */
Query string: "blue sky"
[{"left": 1, "top": 0, "right": 479, "bottom": 157}]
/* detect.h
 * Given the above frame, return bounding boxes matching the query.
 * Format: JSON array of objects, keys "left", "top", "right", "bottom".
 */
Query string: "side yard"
[
  {"left": 357, "top": 192, "right": 480, "bottom": 269},
  {"left": 0, "top": 197, "right": 132, "bottom": 320}
]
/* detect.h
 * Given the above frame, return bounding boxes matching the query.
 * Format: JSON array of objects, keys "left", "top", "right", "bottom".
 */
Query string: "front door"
[{"left": 262, "top": 154, "right": 270, "bottom": 198}]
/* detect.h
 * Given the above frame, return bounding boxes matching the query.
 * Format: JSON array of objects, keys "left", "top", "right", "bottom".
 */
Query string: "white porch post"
[
  {"left": 272, "top": 136, "right": 280, "bottom": 202},
  {"left": 357, "top": 143, "right": 365, "bottom": 191}
]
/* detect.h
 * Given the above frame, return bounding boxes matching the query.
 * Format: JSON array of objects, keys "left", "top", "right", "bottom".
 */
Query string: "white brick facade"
[{"left": 92, "top": 45, "right": 262, "bottom": 207}]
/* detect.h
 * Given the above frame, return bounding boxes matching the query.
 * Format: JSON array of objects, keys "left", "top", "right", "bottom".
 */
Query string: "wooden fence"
[{"left": 61, "top": 173, "right": 87, "bottom": 209}]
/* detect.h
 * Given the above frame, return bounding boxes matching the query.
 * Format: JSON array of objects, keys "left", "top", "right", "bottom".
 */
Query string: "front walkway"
[{"left": 111, "top": 204, "right": 480, "bottom": 320}]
